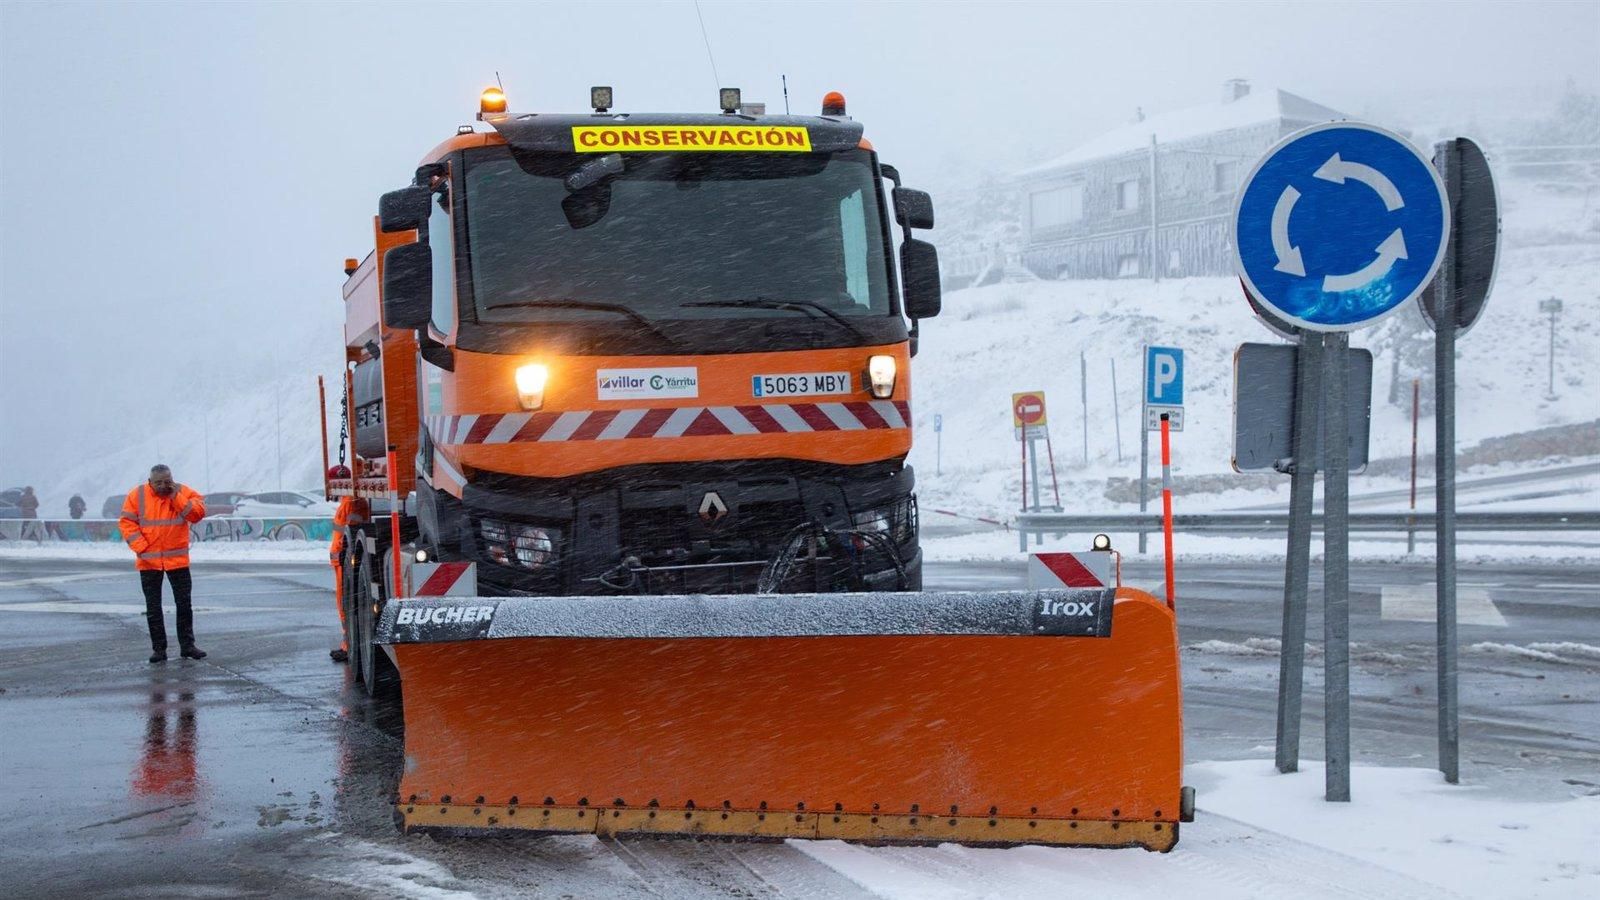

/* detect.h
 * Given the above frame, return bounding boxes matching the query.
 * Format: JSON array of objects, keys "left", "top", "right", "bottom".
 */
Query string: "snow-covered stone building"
[{"left": 1016, "top": 80, "right": 1346, "bottom": 280}]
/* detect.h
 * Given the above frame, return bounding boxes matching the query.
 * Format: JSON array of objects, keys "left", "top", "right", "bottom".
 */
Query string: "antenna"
[
  {"left": 782, "top": 74, "right": 790, "bottom": 115},
  {"left": 693, "top": 0, "right": 722, "bottom": 92},
  {"left": 495, "top": 71, "right": 504, "bottom": 90}
]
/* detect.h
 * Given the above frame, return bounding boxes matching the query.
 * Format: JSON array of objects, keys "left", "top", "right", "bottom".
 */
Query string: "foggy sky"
[{"left": 2, "top": 0, "right": 1596, "bottom": 489}]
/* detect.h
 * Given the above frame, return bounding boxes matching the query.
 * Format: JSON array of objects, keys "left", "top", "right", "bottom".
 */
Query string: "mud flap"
[{"left": 379, "top": 587, "right": 1183, "bottom": 850}]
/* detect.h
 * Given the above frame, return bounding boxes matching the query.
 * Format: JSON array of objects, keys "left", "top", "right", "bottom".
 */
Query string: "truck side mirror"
[
  {"left": 900, "top": 238, "right": 942, "bottom": 320},
  {"left": 382, "top": 243, "right": 431, "bottom": 329},
  {"left": 893, "top": 187, "right": 935, "bottom": 230},
  {"left": 379, "top": 186, "right": 432, "bottom": 233}
]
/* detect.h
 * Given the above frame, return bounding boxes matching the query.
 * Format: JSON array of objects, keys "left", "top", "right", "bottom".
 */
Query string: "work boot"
[
  {"left": 329, "top": 647, "right": 349, "bottom": 663},
  {"left": 180, "top": 646, "right": 207, "bottom": 660},
  {"left": 149, "top": 651, "right": 168, "bottom": 664}
]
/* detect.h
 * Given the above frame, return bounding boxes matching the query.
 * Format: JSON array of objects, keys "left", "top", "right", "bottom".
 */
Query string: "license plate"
[{"left": 751, "top": 372, "right": 852, "bottom": 398}]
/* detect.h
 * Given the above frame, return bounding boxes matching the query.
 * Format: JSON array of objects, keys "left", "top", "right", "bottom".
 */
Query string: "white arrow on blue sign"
[
  {"left": 1232, "top": 122, "right": 1450, "bottom": 332},
  {"left": 1145, "top": 346, "right": 1184, "bottom": 406}
]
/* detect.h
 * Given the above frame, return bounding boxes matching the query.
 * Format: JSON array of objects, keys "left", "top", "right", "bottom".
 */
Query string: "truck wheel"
[
  {"left": 357, "top": 547, "right": 399, "bottom": 700},
  {"left": 344, "top": 546, "right": 364, "bottom": 684}
]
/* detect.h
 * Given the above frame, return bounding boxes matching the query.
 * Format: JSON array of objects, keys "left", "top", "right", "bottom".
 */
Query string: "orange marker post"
[
  {"left": 388, "top": 448, "right": 403, "bottom": 600},
  {"left": 1159, "top": 413, "right": 1176, "bottom": 609}
]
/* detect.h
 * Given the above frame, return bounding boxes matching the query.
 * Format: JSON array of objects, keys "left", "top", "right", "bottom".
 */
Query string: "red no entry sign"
[{"left": 1011, "top": 391, "right": 1047, "bottom": 427}]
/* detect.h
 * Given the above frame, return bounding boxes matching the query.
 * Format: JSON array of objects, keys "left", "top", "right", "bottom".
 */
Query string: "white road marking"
[
  {"left": 0, "top": 572, "right": 124, "bottom": 589},
  {"left": 1381, "top": 585, "right": 1506, "bottom": 627}
]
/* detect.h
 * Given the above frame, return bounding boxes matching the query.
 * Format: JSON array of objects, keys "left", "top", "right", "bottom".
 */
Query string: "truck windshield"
[{"left": 461, "top": 147, "right": 893, "bottom": 325}]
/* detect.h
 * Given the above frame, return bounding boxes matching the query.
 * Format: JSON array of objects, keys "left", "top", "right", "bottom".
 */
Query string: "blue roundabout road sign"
[{"left": 1232, "top": 122, "right": 1450, "bottom": 332}]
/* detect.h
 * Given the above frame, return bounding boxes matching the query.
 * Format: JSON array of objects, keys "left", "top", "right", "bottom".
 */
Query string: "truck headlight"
[
  {"left": 867, "top": 355, "right": 896, "bottom": 399},
  {"left": 512, "top": 525, "right": 556, "bottom": 570},
  {"left": 515, "top": 364, "right": 549, "bottom": 410}
]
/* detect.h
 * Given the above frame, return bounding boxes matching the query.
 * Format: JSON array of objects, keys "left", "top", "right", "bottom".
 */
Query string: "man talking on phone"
[{"left": 118, "top": 465, "right": 208, "bottom": 663}]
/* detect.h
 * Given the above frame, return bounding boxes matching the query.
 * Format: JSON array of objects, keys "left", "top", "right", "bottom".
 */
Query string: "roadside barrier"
[{"left": 0, "top": 517, "right": 335, "bottom": 544}]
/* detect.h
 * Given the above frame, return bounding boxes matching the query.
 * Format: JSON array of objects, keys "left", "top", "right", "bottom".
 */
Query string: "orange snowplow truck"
[{"left": 330, "top": 86, "right": 1188, "bottom": 851}]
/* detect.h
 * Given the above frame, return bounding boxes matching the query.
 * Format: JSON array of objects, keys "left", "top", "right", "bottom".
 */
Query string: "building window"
[
  {"left": 1117, "top": 254, "right": 1140, "bottom": 277},
  {"left": 1030, "top": 184, "right": 1085, "bottom": 230},
  {"left": 1115, "top": 178, "right": 1140, "bottom": 212},
  {"left": 1168, "top": 249, "right": 1182, "bottom": 274},
  {"left": 1213, "top": 160, "right": 1240, "bottom": 193}
]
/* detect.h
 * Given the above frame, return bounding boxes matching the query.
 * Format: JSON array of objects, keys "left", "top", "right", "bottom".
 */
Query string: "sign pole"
[
  {"left": 1275, "top": 330, "right": 1322, "bottom": 773},
  {"left": 1080, "top": 351, "right": 1090, "bottom": 465},
  {"left": 1111, "top": 357, "right": 1124, "bottom": 462},
  {"left": 1139, "top": 345, "right": 1149, "bottom": 554},
  {"left": 1042, "top": 428, "right": 1062, "bottom": 508},
  {"left": 1323, "top": 332, "right": 1352, "bottom": 802},
  {"left": 1434, "top": 140, "right": 1461, "bottom": 785},
  {"left": 1159, "top": 413, "right": 1175, "bottom": 606},
  {"left": 1408, "top": 378, "right": 1420, "bottom": 555},
  {"left": 1029, "top": 435, "right": 1043, "bottom": 546}
]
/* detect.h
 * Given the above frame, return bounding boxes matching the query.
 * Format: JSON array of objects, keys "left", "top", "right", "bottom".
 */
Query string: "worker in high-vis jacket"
[
  {"left": 327, "top": 487, "right": 368, "bottom": 663},
  {"left": 119, "top": 465, "right": 207, "bottom": 663}
]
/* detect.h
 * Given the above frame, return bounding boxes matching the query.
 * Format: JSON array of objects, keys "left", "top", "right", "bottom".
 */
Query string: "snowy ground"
[{"left": 799, "top": 761, "right": 1600, "bottom": 900}]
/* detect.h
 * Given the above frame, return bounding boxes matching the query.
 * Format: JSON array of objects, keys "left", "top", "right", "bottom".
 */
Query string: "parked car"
[
  {"left": 233, "top": 491, "right": 337, "bottom": 518},
  {"left": 203, "top": 491, "right": 251, "bottom": 516},
  {"left": 0, "top": 487, "right": 24, "bottom": 519}
]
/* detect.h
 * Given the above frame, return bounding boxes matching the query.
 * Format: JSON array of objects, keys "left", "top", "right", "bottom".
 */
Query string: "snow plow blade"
[{"left": 378, "top": 587, "right": 1182, "bottom": 850}]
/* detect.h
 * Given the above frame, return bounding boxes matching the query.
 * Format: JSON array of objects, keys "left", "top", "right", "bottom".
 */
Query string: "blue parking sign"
[{"left": 1145, "top": 347, "right": 1183, "bottom": 406}]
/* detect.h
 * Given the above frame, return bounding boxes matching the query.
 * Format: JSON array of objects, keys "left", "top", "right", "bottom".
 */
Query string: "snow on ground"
[{"left": 797, "top": 761, "right": 1600, "bottom": 900}]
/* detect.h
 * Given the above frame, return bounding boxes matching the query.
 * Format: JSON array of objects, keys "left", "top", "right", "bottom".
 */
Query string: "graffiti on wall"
[{"left": 0, "top": 517, "right": 335, "bottom": 544}]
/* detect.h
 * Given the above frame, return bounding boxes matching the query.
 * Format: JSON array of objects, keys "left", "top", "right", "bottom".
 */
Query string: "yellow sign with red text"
[{"left": 572, "top": 125, "right": 812, "bottom": 153}]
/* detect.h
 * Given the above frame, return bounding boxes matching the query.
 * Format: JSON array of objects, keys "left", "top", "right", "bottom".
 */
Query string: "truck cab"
[{"left": 345, "top": 87, "right": 940, "bottom": 597}]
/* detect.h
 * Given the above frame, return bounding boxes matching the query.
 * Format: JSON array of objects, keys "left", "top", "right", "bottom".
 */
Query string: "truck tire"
[
  {"left": 344, "top": 541, "right": 364, "bottom": 684},
  {"left": 357, "top": 546, "right": 399, "bottom": 700}
]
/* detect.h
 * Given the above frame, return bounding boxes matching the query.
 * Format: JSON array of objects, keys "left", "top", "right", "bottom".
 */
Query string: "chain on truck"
[{"left": 317, "top": 85, "right": 1190, "bottom": 851}]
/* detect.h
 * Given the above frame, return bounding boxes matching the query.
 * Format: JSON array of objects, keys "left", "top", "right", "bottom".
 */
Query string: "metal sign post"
[
  {"left": 1427, "top": 136, "right": 1498, "bottom": 785},
  {"left": 1275, "top": 331, "right": 1322, "bottom": 774},
  {"left": 934, "top": 413, "right": 943, "bottom": 476},
  {"left": 1233, "top": 122, "right": 1450, "bottom": 801}
]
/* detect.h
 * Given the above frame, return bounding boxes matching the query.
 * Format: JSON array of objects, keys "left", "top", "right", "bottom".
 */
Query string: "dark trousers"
[{"left": 140, "top": 567, "right": 194, "bottom": 652}]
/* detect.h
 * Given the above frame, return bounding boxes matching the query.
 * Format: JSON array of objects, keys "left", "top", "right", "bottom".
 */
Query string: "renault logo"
[{"left": 698, "top": 491, "right": 728, "bottom": 524}]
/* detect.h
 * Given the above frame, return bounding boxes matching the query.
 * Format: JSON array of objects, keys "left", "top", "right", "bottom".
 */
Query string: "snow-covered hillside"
[{"left": 906, "top": 241, "right": 1599, "bottom": 522}]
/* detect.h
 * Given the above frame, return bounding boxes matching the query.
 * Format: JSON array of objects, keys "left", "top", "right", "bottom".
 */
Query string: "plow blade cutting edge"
[{"left": 378, "top": 587, "right": 1183, "bottom": 851}]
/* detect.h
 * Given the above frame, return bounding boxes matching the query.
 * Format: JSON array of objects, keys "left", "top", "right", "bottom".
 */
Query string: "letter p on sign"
[{"left": 1145, "top": 346, "right": 1184, "bottom": 405}]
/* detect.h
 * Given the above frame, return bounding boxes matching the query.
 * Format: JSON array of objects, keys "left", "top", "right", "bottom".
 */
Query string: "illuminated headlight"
[
  {"left": 852, "top": 497, "right": 917, "bottom": 545},
  {"left": 515, "top": 363, "right": 549, "bottom": 410},
  {"left": 512, "top": 525, "right": 556, "bottom": 570},
  {"left": 1092, "top": 533, "right": 1112, "bottom": 551},
  {"left": 867, "top": 355, "right": 897, "bottom": 399},
  {"left": 414, "top": 549, "right": 429, "bottom": 563}
]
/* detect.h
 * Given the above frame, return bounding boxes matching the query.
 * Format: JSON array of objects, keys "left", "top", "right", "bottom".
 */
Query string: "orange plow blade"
[{"left": 380, "top": 587, "right": 1184, "bottom": 850}]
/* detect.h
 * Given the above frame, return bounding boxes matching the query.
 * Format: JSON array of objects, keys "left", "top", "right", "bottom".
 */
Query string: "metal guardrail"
[{"left": 1016, "top": 510, "right": 1600, "bottom": 544}]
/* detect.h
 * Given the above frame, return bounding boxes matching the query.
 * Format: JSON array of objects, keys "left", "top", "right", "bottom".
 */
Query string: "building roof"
[{"left": 1017, "top": 88, "right": 1347, "bottom": 178}]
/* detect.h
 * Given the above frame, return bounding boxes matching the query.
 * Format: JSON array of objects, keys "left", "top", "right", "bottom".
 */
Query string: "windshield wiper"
[
  {"left": 682, "top": 297, "right": 865, "bottom": 340},
  {"left": 483, "top": 300, "right": 679, "bottom": 346}
]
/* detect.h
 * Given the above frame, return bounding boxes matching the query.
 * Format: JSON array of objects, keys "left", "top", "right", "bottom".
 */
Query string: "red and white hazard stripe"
[
  {"left": 1028, "top": 552, "right": 1116, "bottom": 589},
  {"left": 408, "top": 561, "right": 477, "bottom": 597},
  {"left": 425, "top": 400, "right": 910, "bottom": 446}
]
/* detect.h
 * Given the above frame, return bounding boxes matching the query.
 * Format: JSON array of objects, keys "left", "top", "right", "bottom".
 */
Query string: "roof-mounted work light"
[
  {"left": 719, "top": 87, "right": 741, "bottom": 113},
  {"left": 821, "top": 91, "right": 846, "bottom": 116},
  {"left": 591, "top": 86, "right": 613, "bottom": 113}
]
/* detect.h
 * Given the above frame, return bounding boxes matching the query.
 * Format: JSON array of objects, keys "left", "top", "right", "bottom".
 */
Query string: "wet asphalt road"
[{"left": 0, "top": 555, "right": 1595, "bottom": 898}]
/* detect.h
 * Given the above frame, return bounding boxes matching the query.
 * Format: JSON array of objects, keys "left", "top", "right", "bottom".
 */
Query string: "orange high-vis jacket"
[{"left": 119, "top": 483, "right": 206, "bottom": 571}]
